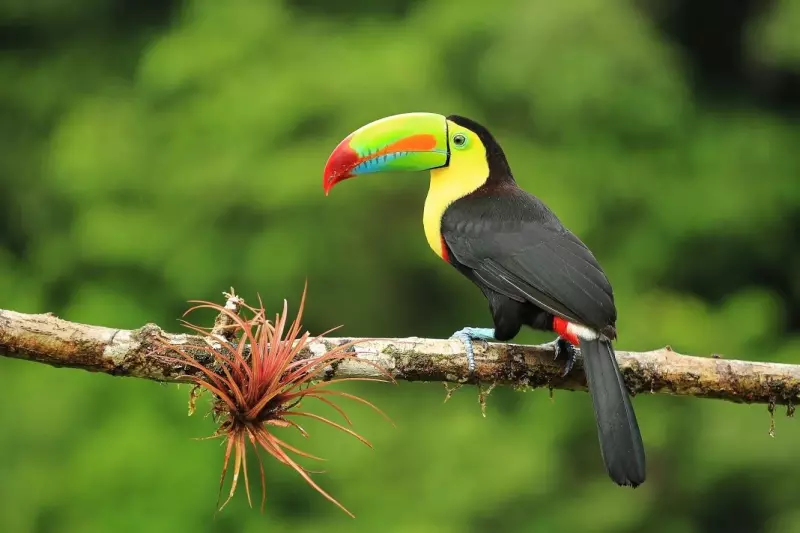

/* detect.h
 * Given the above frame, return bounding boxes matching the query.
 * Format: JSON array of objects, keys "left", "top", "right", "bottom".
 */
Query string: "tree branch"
[{"left": 1, "top": 307, "right": 798, "bottom": 409}]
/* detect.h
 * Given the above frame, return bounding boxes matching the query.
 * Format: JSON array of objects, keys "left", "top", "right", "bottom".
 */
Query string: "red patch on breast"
[
  {"left": 552, "top": 317, "right": 580, "bottom": 346},
  {"left": 440, "top": 236, "right": 450, "bottom": 263}
]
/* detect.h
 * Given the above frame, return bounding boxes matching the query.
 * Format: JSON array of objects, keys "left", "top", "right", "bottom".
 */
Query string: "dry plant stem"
[
  {"left": 209, "top": 289, "right": 244, "bottom": 342},
  {"left": 1, "top": 308, "right": 799, "bottom": 409}
]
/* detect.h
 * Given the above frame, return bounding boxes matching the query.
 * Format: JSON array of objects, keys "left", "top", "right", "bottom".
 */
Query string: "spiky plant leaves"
[{"left": 157, "top": 285, "right": 393, "bottom": 517}]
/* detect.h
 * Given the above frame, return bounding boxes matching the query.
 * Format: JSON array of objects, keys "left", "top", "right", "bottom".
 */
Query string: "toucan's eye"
[{"left": 452, "top": 133, "right": 467, "bottom": 148}]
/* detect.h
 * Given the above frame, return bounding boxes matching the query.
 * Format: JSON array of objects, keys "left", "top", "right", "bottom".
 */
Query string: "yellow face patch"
[{"left": 422, "top": 120, "right": 489, "bottom": 259}]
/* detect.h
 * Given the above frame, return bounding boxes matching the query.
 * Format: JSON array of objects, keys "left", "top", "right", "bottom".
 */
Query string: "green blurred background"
[{"left": 2, "top": 0, "right": 799, "bottom": 531}]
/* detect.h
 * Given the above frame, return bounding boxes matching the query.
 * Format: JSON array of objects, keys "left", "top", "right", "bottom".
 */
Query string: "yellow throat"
[{"left": 422, "top": 121, "right": 489, "bottom": 259}]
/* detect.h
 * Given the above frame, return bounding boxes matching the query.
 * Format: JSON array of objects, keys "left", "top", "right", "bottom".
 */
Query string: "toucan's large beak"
[{"left": 323, "top": 112, "right": 450, "bottom": 195}]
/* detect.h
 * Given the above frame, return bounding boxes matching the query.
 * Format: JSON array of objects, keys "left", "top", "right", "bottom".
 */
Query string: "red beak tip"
[
  {"left": 323, "top": 169, "right": 354, "bottom": 196},
  {"left": 323, "top": 176, "right": 334, "bottom": 196},
  {"left": 323, "top": 136, "right": 357, "bottom": 196}
]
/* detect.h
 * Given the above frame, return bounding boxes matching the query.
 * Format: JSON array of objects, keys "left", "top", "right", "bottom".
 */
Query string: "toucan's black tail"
[{"left": 581, "top": 337, "right": 646, "bottom": 487}]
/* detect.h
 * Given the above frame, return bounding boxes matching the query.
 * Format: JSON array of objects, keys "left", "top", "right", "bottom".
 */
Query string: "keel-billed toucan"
[{"left": 321, "top": 112, "right": 646, "bottom": 487}]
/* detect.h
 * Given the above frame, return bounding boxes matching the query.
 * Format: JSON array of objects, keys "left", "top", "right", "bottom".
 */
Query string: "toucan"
[{"left": 321, "top": 112, "right": 646, "bottom": 487}]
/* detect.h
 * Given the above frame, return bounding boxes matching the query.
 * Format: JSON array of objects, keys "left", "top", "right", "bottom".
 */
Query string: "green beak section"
[{"left": 323, "top": 112, "right": 450, "bottom": 194}]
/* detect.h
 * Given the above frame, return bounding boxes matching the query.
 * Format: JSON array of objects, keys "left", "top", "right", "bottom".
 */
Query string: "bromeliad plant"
[{"left": 158, "top": 286, "right": 393, "bottom": 517}]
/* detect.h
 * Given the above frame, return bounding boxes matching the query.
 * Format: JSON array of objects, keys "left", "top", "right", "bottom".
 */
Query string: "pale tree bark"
[{"left": 1, "top": 307, "right": 799, "bottom": 413}]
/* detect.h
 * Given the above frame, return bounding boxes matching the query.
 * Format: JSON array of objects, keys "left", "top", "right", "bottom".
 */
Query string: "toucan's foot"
[
  {"left": 552, "top": 337, "right": 578, "bottom": 377},
  {"left": 450, "top": 327, "right": 495, "bottom": 374}
]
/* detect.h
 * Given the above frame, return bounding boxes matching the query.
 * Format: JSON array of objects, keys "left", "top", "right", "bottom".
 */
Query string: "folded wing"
[{"left": 442, "top": 198, "right": 616, "bottom": 331}]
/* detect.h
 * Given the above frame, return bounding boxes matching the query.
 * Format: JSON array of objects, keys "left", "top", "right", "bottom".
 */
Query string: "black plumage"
[{"left": 440, "top": 115, "right": 646, "bottom": 487}]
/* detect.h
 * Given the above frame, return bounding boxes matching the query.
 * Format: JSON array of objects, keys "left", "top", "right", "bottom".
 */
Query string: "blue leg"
[
  {"left": 450, "top": 327, "right": 496, "bottom": 373},
  {"left": 552, "top": 337, "right": 578, "bottom": 377}
]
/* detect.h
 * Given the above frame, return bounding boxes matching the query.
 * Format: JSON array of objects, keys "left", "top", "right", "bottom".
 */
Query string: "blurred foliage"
[
  {"left": 749, "top": 0, "right": 800, "bottom": 67},
  {"left": 1, "top": 0, "right": 799, "bottom": 531}
]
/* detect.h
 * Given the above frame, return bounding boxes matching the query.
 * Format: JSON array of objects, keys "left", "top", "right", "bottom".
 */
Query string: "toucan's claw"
[
  {"left": 451, "top": 332, "right": 476, "bottom": 373},
  {"left": 552, "top": 337, "right": 578, "bottom": 377},
  {"left": 450, "top": 327, "right": 495, "bottom": 374}
]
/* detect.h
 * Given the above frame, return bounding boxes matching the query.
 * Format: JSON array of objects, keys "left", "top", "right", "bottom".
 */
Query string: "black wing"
[{"left": 441, "top": 190, "right": 616, "bottom": 331}]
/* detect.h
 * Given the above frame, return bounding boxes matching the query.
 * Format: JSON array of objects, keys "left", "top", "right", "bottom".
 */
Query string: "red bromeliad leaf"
[{"left": 155, "top": 285, "right": 394, "bottom": 517}]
